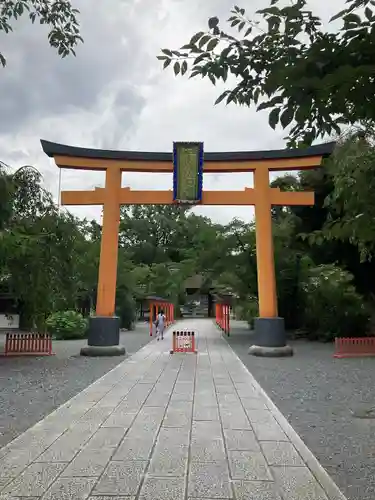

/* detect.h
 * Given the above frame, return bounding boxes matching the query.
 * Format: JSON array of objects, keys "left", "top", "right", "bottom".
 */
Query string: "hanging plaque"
[{"left": 173, "top": 142, "right": 203, "bottom": 204}]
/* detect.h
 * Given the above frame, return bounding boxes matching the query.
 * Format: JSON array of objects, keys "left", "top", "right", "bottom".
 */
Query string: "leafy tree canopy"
[
  {"left": 0, "top": 0, "right": 82, "bottom": 68},
  {"left": 158, "top": 0, "right": 375, "bottom": 146}
]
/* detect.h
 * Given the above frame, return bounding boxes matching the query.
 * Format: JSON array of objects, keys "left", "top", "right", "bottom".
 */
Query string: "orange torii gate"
[{"left": 41, "top": 139, "right": 334, "bottom": 357}]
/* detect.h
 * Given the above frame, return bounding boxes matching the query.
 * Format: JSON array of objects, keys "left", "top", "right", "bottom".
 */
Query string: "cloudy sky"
[{"left": 0, "top": 0, "right": 343, "bottom": 224}]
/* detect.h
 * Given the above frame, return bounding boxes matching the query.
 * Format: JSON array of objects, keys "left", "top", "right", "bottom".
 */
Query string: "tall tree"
[
  {"left": 0, "top": 0, "right": 82, "bottom": 68},
  {"left": 158, "top": 0, "right": 375, "bottom": 146}
]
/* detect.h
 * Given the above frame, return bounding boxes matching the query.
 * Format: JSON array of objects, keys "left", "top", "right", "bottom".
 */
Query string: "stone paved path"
[{"left": 0, "top": 319, "right": 347, "bottom": 499}]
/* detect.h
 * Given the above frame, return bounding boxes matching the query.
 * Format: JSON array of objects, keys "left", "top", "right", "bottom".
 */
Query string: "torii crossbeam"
[{"left": 41, "top": 139, "right": 335, "bottom": 357}]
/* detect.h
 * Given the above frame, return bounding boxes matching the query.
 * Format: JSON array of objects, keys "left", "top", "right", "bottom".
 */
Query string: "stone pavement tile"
[
  {"left": 217, "top": 393, "right": 241, "bottom": 406},
  {"left": 260, "top": 441, "right": 305, "bottom": 467},
  {"left": 193, "top": 406, "right": 219, "bottom": 421},
  {"left": 228, "top": 450, "right": 273, "bottom": 481},
  {"left": 234, "top": 383, "right": 261, "bottom": 398},
  {"left": 194, "top": 395, "right": 217, "bottom": 407},
  {"left": 233, "top": 480, "right": 282, "bottom": 500},
  {"left": 167, "top": 400, "right": 193, "bottom": 412},
  {"left": 192, "top": 421, "right": 222, "bottom": 440},
  {"left": 251, "top": 420, "right": 288, "bottom": 442},
  {"left": 101, "top": 411, "right": 137, "bottom": 428},
  {"left": 92, "top": 461, "right": 148, "bottom": 496},
  {"left": 0, "top": 450, "right": 36, "bottom": 478},
  {"left": 112, "top": 437, "right": 155, "bottom": 460},
  {"left": 5, "top": 428, "right": 65, "bottom": 454},
  {"left": 139, "top": 476, "right": 185, "bottom": 500},
  {"left": 89, "top": 497, "right": 135, "bottom": 500},
  {"left": 245, "top": 409, "right": 275, "bottom": 424},
  {"left": 220, "top": 408, "right": 252, "bottom": 430},
  {"left": 135, "top": 406, "right": 166, "bottom": 424},
  {"left": 223, "top": 429, "right": 261, "bottom": 452},
  {"left": 190, "top": 438, "right": 226, "bottom": 462},
  {"left": 170, "top": 392, "right": 193, "bottom": 403},
  {"left": 2, "top": 462, "right": 66, "bottom": 496},
  {"left": 240, "top": 397, "right": 268, "bottom": 410},
  {"left": 0, "top": 478, "right": 12, "bottom": 489},
  {"left": 148, "top": 444, "right": 188, "bottom": 476},
  {"left": 37, "top": 424, "right": 97, "bottom": 462},
  {"left": 215, "top": 384, "right": 236, "bottom": 394},
  {"left": 79, "top": 406, "right": 114, "bottom": 425},
  {"left": 163, "top": 409, "right": 191, "bottom": 427},
  {"left": 84, "top": 428, "right": 127, "bottom": 449},
  {"left": 188, "top": 461, "right": 233, "bottom": 499},
  {"left": 61, "top": 447, "right": 113, "bottom": 477},
  {"left": 272, "top": 466, "right": 330, "bottom": 500},
  {"left": 41, "top": 477, "right": 97, "bottom": 499},
  {"left": 144, "top": 392, "right": 170, "bottom": 407},
  {"left": 157, "top": 427, "right": 190, "bottom": 447},
  {"left": 174, "top": 382, "right": 194, "bottom": 392}
]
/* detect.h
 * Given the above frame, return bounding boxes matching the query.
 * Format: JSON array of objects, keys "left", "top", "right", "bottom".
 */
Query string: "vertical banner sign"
[{"left": 173, "top": 142, "right": 203, "bottom": 203}]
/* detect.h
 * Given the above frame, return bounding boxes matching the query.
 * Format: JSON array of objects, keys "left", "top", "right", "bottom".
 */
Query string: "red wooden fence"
[
  {"left": 170, "top": 330, "right": 197, "bottom": 354},
  {"left": 215, "top": 303, "right": 230, "bottom": 336},
  {"left": 4, "top": 333, "right": 54, "bottom": 356},
  {"left": 333, "top": 337, "right": 375, "bottom": 358}
]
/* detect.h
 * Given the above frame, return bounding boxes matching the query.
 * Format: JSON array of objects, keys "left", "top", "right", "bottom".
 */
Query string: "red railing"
[
  {"left": 149, "top": 302, "right": 175, "bottom": 336},
  {"left": 170, "top": 330, "right": 197, "bottom": 354},
  {"left": 333, "top": 337, "right": 375, "bottom": 358},
  {"left": 215, "top": 303, "right": 230, "bottom": 336},
  {"left": 4, "top": 333, "right": 54, "bottom": 356}
]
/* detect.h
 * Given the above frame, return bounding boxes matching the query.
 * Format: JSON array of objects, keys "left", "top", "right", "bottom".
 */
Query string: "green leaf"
[
  {"left": 365, "top": 7, "right": 373, "bottom": 20},
  {"left": 163, "top": 58, "right": 171, "bottom": 69},
  {"left": 329, "top": 9, "right": 348, "bottom": 22},
  {"left": 190, "top": 32, "right": 205, "bottom": 45},
  {"left": 173, "top": 61, "right": 180, "bottom": 75},
  {"left": 193, "top": 53, "right": 209, "bottom": 64},
  {"left": 343, "top": 13, "right": 361, "bottom": 24},
  {"left": 181, "top": 60, "right": 188, "bottom": 75},
  {"left": 280, "top": 106, "right": 295, "bottom": 128},
  {"left": 215, "top": 90, "right": 228, "bottom": 105},
  {"left": 206, "top": 38, "right": 219, "bottom": 51},
  {"left": 269, "top": 108, "right": 280, "bottom": 129},
  {"left": 161, "top": 49, "right": 173, "bottom": 56},
  {"left": 208, "top": 16, "right": 219, "bottom": 29},
  {"left": 199, "top": 35, "right": 211, "bottom": 48}
]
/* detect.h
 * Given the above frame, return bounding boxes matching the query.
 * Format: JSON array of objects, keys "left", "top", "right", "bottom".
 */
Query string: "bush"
[
  {"left": 46, "top": 310, "right": 88, "bottom": 340},
  {"left": 299, "top": 264, "right": 370, "bottom": 341},
  {"left": 116, "top": 293, "right": 136, "bottom": 330},
  {"left": 237, "top": 296, "right": 258, "bottom": 329}
]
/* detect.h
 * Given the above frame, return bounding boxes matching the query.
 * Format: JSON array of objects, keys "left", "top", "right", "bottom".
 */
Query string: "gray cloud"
[
  {"left": 0, "top": 0, "right": 146, "bottom": 134},
  {"left": 0, "top": 0, "right": 343, "bottom": 225}
]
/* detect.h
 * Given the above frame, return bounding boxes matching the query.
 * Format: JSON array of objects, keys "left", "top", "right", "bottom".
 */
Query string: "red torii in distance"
[{"left": 146, "top": 296, "right": 175, "bottom": 337}]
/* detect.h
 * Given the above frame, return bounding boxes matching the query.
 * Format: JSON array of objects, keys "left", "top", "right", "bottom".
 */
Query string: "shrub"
[
  {"left": 299, "top": 264, "right": 370, "bottom": 341},
  {"left": 116, "top": 293, "right": 136, "bottom": 330},
  {"left": 237, "top": 296, "right": 258, "bottom": 329},
  {"left": 46, "top": 310, "right": 88, "bottom": 340}
]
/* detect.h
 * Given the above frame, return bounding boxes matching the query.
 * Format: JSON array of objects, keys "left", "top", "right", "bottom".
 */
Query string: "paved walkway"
[{"left": 0, "top": 320, "right": 347, "bottom": 500}]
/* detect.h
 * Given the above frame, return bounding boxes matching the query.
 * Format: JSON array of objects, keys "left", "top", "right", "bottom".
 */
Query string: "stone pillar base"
[
  {"left": 248, "top": 344, "right": 293, "bottom": 357},
  {"left": 248, "top": 317, "right": 293, "bottom": 357},
  {"left": 80, "top": 316, "right": 125, "bottom": 357}
]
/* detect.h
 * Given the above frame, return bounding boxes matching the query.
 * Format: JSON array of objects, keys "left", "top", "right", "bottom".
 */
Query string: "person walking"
[{"left": 155, "top": 309, "right": 166, "bottom": 341}]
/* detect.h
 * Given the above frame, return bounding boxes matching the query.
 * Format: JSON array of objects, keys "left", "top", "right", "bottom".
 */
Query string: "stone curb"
[{"left": 224, "top": 337, "right": 348, "bottom": 500}]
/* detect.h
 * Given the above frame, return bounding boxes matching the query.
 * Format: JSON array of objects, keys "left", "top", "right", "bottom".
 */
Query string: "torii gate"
[{"left": 41, "top": 139, "right": 334, "bottom": 357}]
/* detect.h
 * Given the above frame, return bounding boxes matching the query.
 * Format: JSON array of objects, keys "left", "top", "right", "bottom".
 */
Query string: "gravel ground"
[
  {"left": 0, "top": 322, "right": 152, "bottom": 448},
  {"left": 226, "top": 320, "right": 375, "bottom": 500}
]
